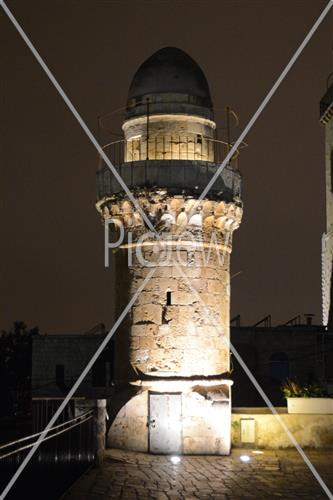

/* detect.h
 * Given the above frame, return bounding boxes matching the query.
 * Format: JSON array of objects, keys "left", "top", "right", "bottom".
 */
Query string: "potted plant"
[{"left": 281, "top": 379, "right": 333, "bottom": 414}]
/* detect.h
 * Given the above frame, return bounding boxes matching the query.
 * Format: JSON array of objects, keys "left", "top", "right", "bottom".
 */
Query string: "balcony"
[
  {"left": 97, "top": 160, "right": 241, "bottom": 202},
  {"left": 96, "top": 136, "right": 243, "bottom": 202}
]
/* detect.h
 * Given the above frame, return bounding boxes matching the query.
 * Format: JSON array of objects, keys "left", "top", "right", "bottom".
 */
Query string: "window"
[{"left": 166, "top": 290, "right": 172, "bottom": 306}]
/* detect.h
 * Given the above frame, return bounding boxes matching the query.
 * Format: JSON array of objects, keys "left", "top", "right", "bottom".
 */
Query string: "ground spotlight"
[
  {"left": 170, "top": 455, "right": 181, "bottom": 465},
  {"left": 240, "top": 455, "right": 251, "bottom": 462}
]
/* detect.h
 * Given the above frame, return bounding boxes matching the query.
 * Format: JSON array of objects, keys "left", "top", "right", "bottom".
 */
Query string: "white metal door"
[{"left": 148, "top": 393, "right": 182, "bottom": 454}]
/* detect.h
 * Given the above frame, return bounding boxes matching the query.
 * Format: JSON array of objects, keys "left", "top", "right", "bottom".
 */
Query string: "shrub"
[{"left": 281, "top": 379, "right": 326, "bottom": 399}]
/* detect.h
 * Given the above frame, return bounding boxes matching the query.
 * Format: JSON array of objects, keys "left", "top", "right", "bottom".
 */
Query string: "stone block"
[
  {"left": 130, "top": 337, "right": 140, "bottom": 350},
  {"left": 154, "top": 265, "right": 175, "bottom": 277},
  {"left": 132, "top": 304, "right": 162, "bottom": 325},
  {"left": 173, "top": 290, "right": 195, "bottom": 305},
  {"left": 155, "top": 335, "right": 175, "bottom": 349},
  {"left": 200, "top": 293, "right": 221, "bottom": 307},
  {"left": 157, "top": 277, "right": 177, "bottom": 293},
  {"left": 139, "top": 336, "right": 157, "bottom": 349},
  {"left": 131, "top": 324, "right": 159, "bottom": 337},
  {"left": 124, "top": 393, "right": 147, "bottom": 418},
  {"left": 172, "top": 336, "right": 189, "bottom": 349},
  {"left": 134, "top": 291, "right": 160, "bottom": 306},
  {"left": 163, "top": 305, "right": 179, "bottom": 323},
  {"left": 196, "top": 325, "right": 221, "bottom": 337},
  {"left": 147, "top": 348, "right": 182, "bottom": 372},
  {"left": 132, "top": 349, "right": 149, "bottom": 364},
  {"left": 196, "top": 267, "right": 211, "bottom": 279},
  {"left": 207, "top": 279, "right": 224, "bottom": 294}
]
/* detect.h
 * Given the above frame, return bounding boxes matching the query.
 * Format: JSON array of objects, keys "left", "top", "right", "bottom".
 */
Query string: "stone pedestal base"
[{"left": 107, "top": 381, "right": 232, "bottom": 455}]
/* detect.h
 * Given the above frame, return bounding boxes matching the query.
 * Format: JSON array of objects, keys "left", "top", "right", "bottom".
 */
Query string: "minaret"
[
  {"left": 96, "top": 48, "right": 242, "bottom": 454},
  {"left": 320, "top": 77, "right": 333, "bottom": 328}
]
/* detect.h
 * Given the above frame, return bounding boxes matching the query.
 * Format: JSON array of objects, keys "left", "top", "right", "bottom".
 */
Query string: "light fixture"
[
  {"left": 170, "top": 455, "right": 181, "bottom": 465},
  {"left": 239, "top": 455, "right": 251, "bottom": 462},
  {"left": 252, "top": 450, "right": 264, "bottom": 455}
]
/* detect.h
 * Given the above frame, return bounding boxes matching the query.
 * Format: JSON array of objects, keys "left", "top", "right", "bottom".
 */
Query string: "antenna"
[
  {"left": 226, "top": 105, "right": 231, "bottom": 154},
  {"left": 146, "top": 98, "right": 150, "bottom": 160},
  {"left": 224, "top": 106, "right": 242, "bottom": 167}
]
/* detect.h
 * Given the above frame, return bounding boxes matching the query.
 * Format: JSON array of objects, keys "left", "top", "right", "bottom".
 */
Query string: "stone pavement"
[{"left": 63, "top": 448, "right": 333, "bottom": 499}]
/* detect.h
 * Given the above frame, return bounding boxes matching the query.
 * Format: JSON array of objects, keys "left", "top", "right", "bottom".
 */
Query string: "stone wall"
[
  {"left": 182, "top": 391, "right": 231, "bottom": 454},
  {"left": 104, "top": 189, "right": 241, "bottom": 454},
  {"left": 232, "top": 410, "right": 333, "bottom": 449},
  {"left": 108, "top": 392, "right": 148, "bottom": 451},
  {"left": 122, "top": 114, "right": 216, "bottom": 162},
  {"left": 109, "top": 403, "right": 333, "bottom": 452},
  {"left": 127, "top": 246, "right": 230, "bottom": 376},
  {"left": 108, "top": 388, "right": 232, "bottom": 455},
  {"left": 100, "top": 192, "right": 242, "bottom": 383}
]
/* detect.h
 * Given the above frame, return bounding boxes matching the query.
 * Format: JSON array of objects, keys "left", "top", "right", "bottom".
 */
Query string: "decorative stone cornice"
[
  {"left": 96, "top": 191, "right": 243, "bottom": 238},
  {"left": 320, "top": 104, "right": 333, "bottom": 125},
  {"left": 320, "top": 84, "right": 333, "bottom": 124}
]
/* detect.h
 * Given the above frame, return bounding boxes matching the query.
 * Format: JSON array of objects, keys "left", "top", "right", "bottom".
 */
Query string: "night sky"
[{"left": 1, "top": 0, "right": 332, "bottom": 334}]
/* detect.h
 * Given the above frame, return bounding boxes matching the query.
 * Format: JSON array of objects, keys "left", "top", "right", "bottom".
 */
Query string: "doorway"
[{"left": 148, "top": 392, "right": 182, "bottom": 454}]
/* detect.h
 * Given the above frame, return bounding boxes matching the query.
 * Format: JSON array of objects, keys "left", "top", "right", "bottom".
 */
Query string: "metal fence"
[
  {"left": 0, "top": 404, "right": 95, "bottom": 498},
  {"left": 99, "top": 135, "right": 244, "bottom": 168}
]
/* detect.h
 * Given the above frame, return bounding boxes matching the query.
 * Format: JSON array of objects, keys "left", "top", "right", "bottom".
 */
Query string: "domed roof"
[{"left": 125, "top": 47, "right": 214, "bottom": 120}]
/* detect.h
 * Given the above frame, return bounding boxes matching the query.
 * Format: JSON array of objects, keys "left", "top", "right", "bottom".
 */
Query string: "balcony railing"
[
  {"left": 96, "top": 135, "right": 243, "bottom": 202},
  {"left": 97, "top": 160, "right": 242, "bottom": 201},
  {"left": 99, "top": 135, "right": 246, "bottom": 168}
]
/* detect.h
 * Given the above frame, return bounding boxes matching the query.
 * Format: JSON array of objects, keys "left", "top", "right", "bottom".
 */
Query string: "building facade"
[
  {"left": 231, "top": 315, "right": 332, "bottom": 407},
  {"left": 96, "top": 48, "right": 243, "bottom": 454},
  {"left": 320, "top": 81, "right": 333, "bottom": 327}
]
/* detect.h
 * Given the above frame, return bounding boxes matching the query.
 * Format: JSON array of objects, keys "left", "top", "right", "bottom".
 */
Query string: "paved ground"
[{"left": 63, "top": 448, "right": 333, "bottom": 499}]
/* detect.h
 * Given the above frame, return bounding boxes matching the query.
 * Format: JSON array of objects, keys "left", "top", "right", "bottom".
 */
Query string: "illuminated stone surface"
[
  {"left": 320, "top": 84, "right": 333, "bottom": 326},
  {"left": 96, "top": 48, "right": 242, "bottom": 454},
  {"left": 232, "top": 411, "right": 333, "bottom": 449}
]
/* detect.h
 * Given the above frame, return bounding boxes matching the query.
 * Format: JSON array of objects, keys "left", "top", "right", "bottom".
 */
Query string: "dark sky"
[{"left": 1, "top": 0, "right": 332, "bottom": 334}]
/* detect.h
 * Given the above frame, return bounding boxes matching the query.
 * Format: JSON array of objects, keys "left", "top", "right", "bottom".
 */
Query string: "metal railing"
[
  {"left": 0, "top": 405, "right": 95, "bottom": 497},
  {"left": 252, "top": 315, "right": 272, "bottom": 328},
  {"left": 98, "top": 135, "right": 246, "bottom": 169},
  {"left": 96, "top": 160, "right": 242, "bottom": 201},
  {"left": 0, "top": 410, "right": 94, "bottom": 461}
]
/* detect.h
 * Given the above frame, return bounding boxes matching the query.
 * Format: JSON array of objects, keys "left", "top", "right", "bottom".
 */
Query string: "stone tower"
[
  {"left": 96, "top": 47, "right": 242, "bottom": 455},
  {"left": 320, "top": 80, "right": 333, "bottom": 328}
]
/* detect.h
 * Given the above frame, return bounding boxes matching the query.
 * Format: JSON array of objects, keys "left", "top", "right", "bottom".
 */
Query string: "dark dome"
[{"left": 125, "top": 47, "right": 214, "bottom": 120}]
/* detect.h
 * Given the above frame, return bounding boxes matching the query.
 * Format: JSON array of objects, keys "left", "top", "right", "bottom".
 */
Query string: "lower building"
[{"left": 231, "top": 314, "right": 333, "bottom": 406}]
